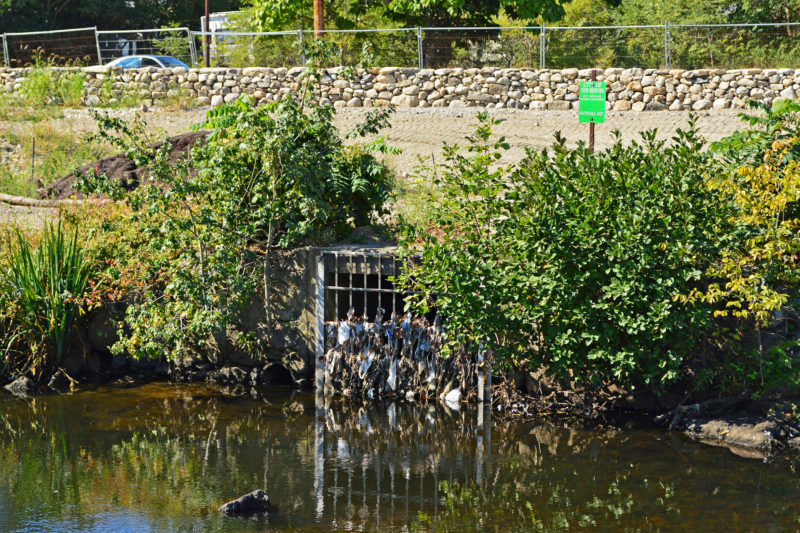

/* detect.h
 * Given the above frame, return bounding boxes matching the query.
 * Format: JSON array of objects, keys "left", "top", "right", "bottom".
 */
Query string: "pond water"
[{"left": 0, "top": 382, "right": 798, "bottom": 532}]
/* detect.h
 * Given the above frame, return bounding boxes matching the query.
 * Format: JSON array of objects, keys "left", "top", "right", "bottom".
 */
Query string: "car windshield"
[{"left": 156, "top": 56, "right": 187, "bottom": 67}]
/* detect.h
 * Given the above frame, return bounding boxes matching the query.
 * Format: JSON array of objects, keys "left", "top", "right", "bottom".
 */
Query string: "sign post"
[{"left": 578, "top": 70, "right": 606, "bottom": 152}]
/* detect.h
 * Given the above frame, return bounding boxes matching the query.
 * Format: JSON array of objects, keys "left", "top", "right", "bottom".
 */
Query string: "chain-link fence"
[
  {"left": 668, "top": 23, "right": 800, "bottom": 70},
  {"left": 4, "top": 27, "right": 99, "bottom": 67},
  {"left": 96, "top": 28, "right": 197, "bottom": 66},
  {"left": 542, "top": 25, "right": 666, "bottom": 69},
  {"left": 194, "top": 30, "right": 304, "bottom": 68},
  {"left": 3, "top": 22, "right": 800, "bottom": 70}
]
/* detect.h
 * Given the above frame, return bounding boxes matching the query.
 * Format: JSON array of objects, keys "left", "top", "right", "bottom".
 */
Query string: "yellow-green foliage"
[{"left": 679, "top": 140, "right": 800, "bottom": 326}]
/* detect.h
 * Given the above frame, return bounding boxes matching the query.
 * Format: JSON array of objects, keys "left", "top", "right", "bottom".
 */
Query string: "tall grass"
[
  {"left": 1, "top": 222, "right": 91, "bottom": 376},
  {"left": 20, "top": 53, "right": 85, "bottom": 107},
  {"left": 0, "top": 123, "right": 111, "bottom": 197}
]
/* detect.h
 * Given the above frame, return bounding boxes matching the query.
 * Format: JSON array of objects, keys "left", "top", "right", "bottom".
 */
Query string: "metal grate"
[
  {"left": 320, "top": 250, "right": 409, "bottom": 322},
  {"left": 315, "top": 249, "right": 413, "bottom": 391}
]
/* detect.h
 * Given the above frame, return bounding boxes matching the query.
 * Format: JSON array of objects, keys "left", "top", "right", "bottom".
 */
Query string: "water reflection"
[{"left": 0, "top": 383, "right": 798, "bottom": 532}]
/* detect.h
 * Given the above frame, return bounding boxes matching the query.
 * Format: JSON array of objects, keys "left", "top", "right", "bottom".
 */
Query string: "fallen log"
[
  {"left": 0, "top": 193, "right": 81, "bottom": 208},
  {"left": 655, "top": 391, "right": 750, "bottom": 431}
]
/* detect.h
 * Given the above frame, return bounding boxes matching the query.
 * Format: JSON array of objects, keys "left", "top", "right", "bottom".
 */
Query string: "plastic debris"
[
  {"left": 322, "top": 311, "right": 479, "bottom": 403},
  {"left": 387, "top": 358, "right": 397, "bottom": 392}
]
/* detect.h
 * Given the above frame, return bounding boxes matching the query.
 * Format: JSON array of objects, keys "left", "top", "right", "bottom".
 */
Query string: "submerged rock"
[
  {"left": 47, "top": 370, "right": 71, "bottom": 392},
  {"left": 218, "top": 489, "right": 272, "bottom": 516},
  {"left": 4, "top": 376, "right": 35, "bottom": 396},
  {"left": 218, "top": 365, "right": 248, "bottom": 385}
]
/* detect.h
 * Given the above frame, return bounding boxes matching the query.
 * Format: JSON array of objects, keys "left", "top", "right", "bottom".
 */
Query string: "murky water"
[{"left": 0, "top": 383, "right": 798, "bottom": 532}]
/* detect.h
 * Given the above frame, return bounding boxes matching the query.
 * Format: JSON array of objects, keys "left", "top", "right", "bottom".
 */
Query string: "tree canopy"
[{"left": 0, "top": 0, "right": 243, "bottom": 33}]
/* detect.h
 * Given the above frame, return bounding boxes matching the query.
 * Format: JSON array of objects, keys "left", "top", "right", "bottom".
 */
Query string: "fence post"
[
  {"left": 298, "top": 29, "right": 305, "bottom": 66},
  {"left": 94, "top": 27, "right": 102, "bottom": 65},
  {"left": 416, "top": 26, "right": 423, "bottom": 69},
  {"left": 187, "top": 30, "right": 198, "bottom": 66},
  {"left": 539, "top": 24, "right": 546, "bottom": 69},
  {"left": 664, "top": 21, "right": 671, "bottom": 69},
  {"left": 2, "top": 33, "right": 9, "bottom": 67}
]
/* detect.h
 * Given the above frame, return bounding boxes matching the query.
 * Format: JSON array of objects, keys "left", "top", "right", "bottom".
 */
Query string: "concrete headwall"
[
  {"left": 73, "top": 247, "right": 320, "bottom": 389},
  {"left": 1, "top": 65, "right": 799, "bottom": 111}
]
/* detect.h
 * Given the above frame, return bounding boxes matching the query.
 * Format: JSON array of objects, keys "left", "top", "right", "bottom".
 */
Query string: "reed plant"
[
  {"left": 20, "top": 52, "right": 85, "bottom": 107},
  {"left": 1, "top": 222, "right": 91, "bottom": 377}
]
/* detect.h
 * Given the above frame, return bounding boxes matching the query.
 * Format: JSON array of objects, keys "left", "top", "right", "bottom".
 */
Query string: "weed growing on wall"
[{"left": 19, "top": 52, "right": 86, "bottom": 107}]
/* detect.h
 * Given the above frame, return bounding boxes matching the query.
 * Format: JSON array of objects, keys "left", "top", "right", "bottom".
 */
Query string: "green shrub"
[
  {"left": 76, "top": 40, "right": 395, "bottom": 361},
  {"left": 0, "top": 222, "right": 91, "bottom": 378},
  {"left": 398, "top": 114, "right": 730, "bottom": 389}
]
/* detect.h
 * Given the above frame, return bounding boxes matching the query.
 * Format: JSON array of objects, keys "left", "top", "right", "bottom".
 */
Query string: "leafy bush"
[
  {"left": 0, "top": 222, "right": 91, "bottom": 378},
  {"left": 710, "top": 100, "right": 800, "bottom": 167},
  {"left": 676, "top": 138, "right": 800, "bottom": 390},
  {"left": 398, "top": 114, "right": 730, "bottom": 389},
  {"left": 77, "top": 40, "right": 395, "bottom": 360}
]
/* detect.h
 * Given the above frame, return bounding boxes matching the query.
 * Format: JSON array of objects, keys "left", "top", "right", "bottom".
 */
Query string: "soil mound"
[{"left": 42, "top": 131, "right": 208, "bottom": 200}]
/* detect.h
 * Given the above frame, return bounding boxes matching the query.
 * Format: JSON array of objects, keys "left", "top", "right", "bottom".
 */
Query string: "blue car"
[{"left": 106, "top": 55, "right": 190, "bottom": 69}]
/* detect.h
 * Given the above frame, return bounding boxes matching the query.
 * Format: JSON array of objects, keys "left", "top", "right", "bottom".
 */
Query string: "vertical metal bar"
[
  {"left": 416, "top": 27, "right": 423, "bottom": 69},
  {"left": 349, "top": 255, "right": 353, "bottom": 311},
  {"left": 666, "top": 22, "right": 672, "bottom": 69},
  {"left": 187, "top": 29, "right": 198, "bottom": 66},
  {"left": 539, "top": 24, "right": 546, "bottom": 69},
  {"left": 314, "top": 389, "right": 325, "bottom": 519},
  {"left": 94, "top": 27, "right": 102, "bottom": 65},
  {"left": 2, "top": 33, "right": 9, "bottom": 67},
  {"left": 486, "top": 352, "right": 492, "bottom": 404},
  {"left": 335, "top": 252, "right": 339, "bottom": 318},
  {"left": 392, "top": 256, "right": 397, "bottom": 314},
  {"left": 316, "top": 253, "right": 326, "bottom": 392},
  {"left": 363, "top": 252, "right": 368, "bottom": 319},
  {"left": 476, "top": 421, "right": 483, "bottom": 484},
  {"left": 298, "top": 29, "right": 305, "bottom": 66},
  {"left": 333, "top": 465, "right": 339, "bottom": 519},
  {"left": 378, "top": 254, "right": 383, "bottom": 317},
  {"left": 362, "top": 462, "right": 367, "bottom": 528},
  {"left": 477, "top": 345, "right": 486, "bottom": 404},
  {"left": 484, "top": 399, "right": 492, "bottom": 485},
  {"left": 404, "top": 465, "right": 410, "bottom": 524},
  {"left": 347, "top": 469, "right": 353, "bottom": 523},
  {"left": 375, "top": 450, "right": 381, "bottom": 528}
]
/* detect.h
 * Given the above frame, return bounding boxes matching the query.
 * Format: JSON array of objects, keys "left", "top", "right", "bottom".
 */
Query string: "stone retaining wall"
[{"left": 2, "top": 65, "right": 799, "bottom": 111}]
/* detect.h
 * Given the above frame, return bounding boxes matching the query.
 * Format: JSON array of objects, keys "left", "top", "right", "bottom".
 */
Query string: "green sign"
[{"left": 578, "top": 81, "right": 607, "bottom": 123}]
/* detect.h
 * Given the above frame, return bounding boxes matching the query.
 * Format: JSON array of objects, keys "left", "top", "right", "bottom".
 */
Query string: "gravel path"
[
  {"left": 6, "top": 106, "right": 748, "bottom": 175},
  {"left": 0, "top": 202, "right": 56, "bottom": 230}
]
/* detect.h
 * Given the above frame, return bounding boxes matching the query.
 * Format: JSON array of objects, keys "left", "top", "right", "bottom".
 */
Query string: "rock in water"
[
  {"left": 218, "top": 490, "right": 272, "bottom": 516},
  {"left": 4, "top": 376, "right": 35, "bottom": 397},
  {"left": 48, "top": 370, "right": 71, "bottom": 392}
]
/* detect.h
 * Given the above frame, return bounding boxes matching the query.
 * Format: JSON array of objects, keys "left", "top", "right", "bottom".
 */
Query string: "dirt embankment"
[
  {"left": 23, "top": 106, "right": 748, "bottom": 200},
  {"left": 42, "top": 130, "right": 207, "bottom": 200}
]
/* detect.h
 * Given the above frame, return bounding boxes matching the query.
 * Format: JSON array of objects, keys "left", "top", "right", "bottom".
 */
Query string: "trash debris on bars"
[{"left": 323, "top": 307, "right": 477, "bottom": 402}]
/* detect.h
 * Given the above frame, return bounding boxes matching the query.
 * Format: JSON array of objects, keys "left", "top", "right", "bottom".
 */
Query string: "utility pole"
[
  {"left": 314, "top": 0, "right": 324, "bottom": 37},
  {"left": 204, "top": 0, "right": 210, "bottom": 67}
]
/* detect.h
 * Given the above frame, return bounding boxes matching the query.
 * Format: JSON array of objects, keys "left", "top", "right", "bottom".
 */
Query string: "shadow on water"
[{"left": 0, "top": 382, "right": 799, "bottom": 532}]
